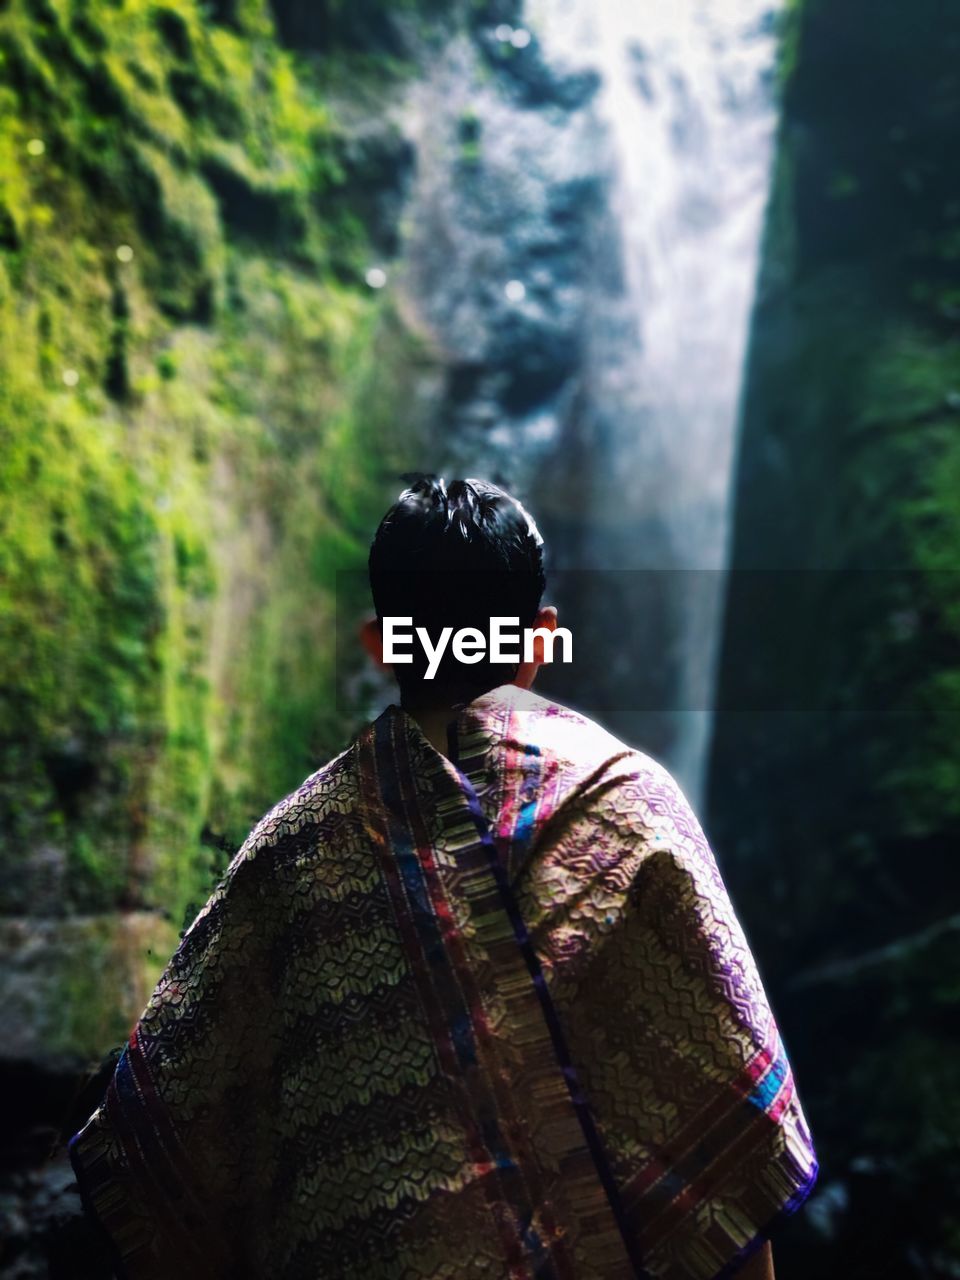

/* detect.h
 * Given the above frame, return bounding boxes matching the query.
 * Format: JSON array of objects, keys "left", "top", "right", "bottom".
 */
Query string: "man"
[{"left": 70, "top": 476, "right": 818, "bottom": 1279}]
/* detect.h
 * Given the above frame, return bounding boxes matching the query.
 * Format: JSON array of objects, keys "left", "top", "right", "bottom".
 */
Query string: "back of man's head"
[{"left": 368, "top": 476, "right": 546, "bottom": 703}]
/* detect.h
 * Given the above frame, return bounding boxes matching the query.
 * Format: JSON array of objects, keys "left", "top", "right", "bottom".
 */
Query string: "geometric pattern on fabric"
[{"left": 69, "top": 685, "right": 818, "bottom": 1278}]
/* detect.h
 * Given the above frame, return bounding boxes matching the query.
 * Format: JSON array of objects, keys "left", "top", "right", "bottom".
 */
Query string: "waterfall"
[
  {"left": 533, "top": 0, "right": 782, "bottom": 803},
  {"left": 398, "top": 0, "right": 782, "bottom": 805}
]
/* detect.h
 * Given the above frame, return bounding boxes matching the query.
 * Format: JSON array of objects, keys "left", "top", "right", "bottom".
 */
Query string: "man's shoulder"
[
  {"left": 227, "top": 741, "right": 358, "bottom": 872},
  {"left": 489, "top": 685, "right": 668, "bottom": 782},
  {"left": 180, "top": 743, "right": 364, "bottom": 941},
  {"left": 482, "top": 687, "right": 702, "bottom": 843},
  {"left": 490, "top": 689, "right": 708, "bottom": 882}
]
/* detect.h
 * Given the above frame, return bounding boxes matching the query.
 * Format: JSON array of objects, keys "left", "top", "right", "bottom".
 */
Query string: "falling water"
[
  {"left": 533, "top": 0, "right": 782, "bottom": 803},
  {"left": 398, "top": 0, "right": 782, "bottom": 805}
]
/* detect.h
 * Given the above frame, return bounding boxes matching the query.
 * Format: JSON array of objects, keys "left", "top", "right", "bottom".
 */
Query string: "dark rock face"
[
  {"left": 325, "top": 127, "right": 417, "bottom": 258},
  {"left": 397, "top": 27, "right": 610, "bottom": 482},
  {"left": 708, "top": 2, "right": 960, "bottom": 1276},
  {"left": 269, "top": 0, "right": 415, "bottom": 54},
  {"left": 474, "top": 25, "right": 602, "bottom": 111},
  {"left": 1, "top": 1055, "right": 119, "bottom": 1278}
]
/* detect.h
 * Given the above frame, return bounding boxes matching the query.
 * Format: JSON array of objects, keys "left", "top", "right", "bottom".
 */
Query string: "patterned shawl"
[{"left": 69, "top": 685, "right": 818, "bottom": 1280}]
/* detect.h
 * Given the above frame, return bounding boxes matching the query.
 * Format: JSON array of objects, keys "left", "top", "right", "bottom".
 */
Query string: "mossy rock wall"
[
  {"left": 708, "top": 2, "right": 960, "bottom": 1275},
  {"left": 0, "top": 0, "right": 438, "bottom": 1065}
]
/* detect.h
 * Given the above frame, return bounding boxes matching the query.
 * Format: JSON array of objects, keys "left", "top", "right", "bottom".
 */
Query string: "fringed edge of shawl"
[{"left": 709, "top": 1154, "right": 820, "bottom": 1280}]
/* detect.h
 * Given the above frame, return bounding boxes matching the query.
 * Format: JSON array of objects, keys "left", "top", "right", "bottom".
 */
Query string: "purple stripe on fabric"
[
  {"left": 377, "top": 716, "right": 560, "bottom": 1280},
  {"left": 447, "top": 724, "right": 652, "bottom": 1280}
]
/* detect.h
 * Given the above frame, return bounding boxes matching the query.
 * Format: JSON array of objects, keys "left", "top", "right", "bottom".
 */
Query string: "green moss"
[
  {"left": 711, "top": 2, "right": 960, "bottom": 1271},
  {"left": 0, "top": 0, "right": 438, "bottom": 941},
  {"left": 773, "top": 0, "right": 804, "bottom": 89}
]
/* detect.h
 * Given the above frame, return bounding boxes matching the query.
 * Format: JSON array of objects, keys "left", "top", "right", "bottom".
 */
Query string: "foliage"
[
  {"left": 710, "top": 0, "right": 960, "bottom": 1274},
  {"left": 0, "top": 0, "right": 429, "bottom": 938}
]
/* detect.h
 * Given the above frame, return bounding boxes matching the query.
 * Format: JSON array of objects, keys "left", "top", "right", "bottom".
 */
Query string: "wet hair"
[{"left": 368, "top": 475, "right": 546, "bottom": 701}]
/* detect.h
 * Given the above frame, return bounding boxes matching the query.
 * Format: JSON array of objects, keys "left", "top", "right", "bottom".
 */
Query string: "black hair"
[{"left": 368, "top": 475, "right": 546, "bottom": 702}]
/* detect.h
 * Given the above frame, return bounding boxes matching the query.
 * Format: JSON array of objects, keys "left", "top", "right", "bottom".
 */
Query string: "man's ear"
[
  {"left": 528, "top": 604, "right": 558, "bottom": 664},
  {"left": 512, "top": 604, "right": 558, "bottom": 689},
  {"left": 359, "top": 617, "right": 387, "bottom": 669}
]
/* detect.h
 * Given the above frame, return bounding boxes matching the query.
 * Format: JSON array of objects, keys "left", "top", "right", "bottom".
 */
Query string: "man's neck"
[
  {"left": 401, "top": 685, "right": 498, "bottom": 756},
  {"left": 401, "top": 681, "right": 530, "bottom": 756},
  {"left": 403, "top": 703, "right": 457, "bottom": 757}
]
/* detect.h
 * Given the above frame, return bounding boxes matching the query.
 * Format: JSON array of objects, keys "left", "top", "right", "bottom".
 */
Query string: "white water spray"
[{"left": 534, "top": 0, "right": 782, "bottom": 802}]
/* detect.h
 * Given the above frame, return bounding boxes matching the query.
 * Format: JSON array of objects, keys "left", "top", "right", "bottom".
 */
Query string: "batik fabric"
[{"left": 69, "top": 685, "right": 818, "bottom": 1279}]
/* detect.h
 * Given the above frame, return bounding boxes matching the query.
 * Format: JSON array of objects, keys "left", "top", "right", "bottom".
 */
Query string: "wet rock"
[
  {"left": 7, "top": 843, "right": 67, "bottom": 919},
  {"left": 0, "top": 913, "right": 177, "bottom": 1063},
  {"left": 0, "top": 1146, "right": 111, "bottom": 1280},
  {"left": 398, "top": 27, "right": 610, "bottom": 476},
  {"left": 475, "top": 26, "right": 601, "bottom": 111},
  {"left": 326, "top": 125, "right": 417, "bottom": 257}
]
